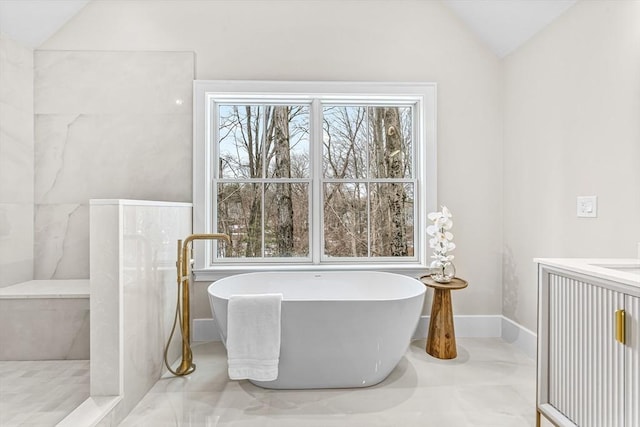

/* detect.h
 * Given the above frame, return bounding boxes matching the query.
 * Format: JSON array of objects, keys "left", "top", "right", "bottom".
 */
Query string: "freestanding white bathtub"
[{"left": 208, "top": 271, "right": 425, "bottom": 389}]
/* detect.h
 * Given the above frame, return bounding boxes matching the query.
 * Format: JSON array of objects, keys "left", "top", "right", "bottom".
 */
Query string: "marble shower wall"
[
  {"left": 89, "top": 199, "right": 191, "bottom": 424},
  {"left": 0, "top": 36, "right": 34, "bottom": 287},
  {"left": 34, "top": 51, "right": 194, "bottom": 279}
]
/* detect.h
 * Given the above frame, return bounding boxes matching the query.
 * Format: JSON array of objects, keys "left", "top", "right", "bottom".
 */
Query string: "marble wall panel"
[
  {"left": 34, "top": 203, "right": 89, "bottom": 279},
  {"left": 89, "top": 203, "right": 121, "bottom": 396},
  {"left": 34, "top": 51, "right": 194, "bottom": 279},
  {"left": 0, "top": 103, "right": 34, "bottom": 203},
  {"left": 33, "top": 114, "right": 79, "bottom": 203},
  {"left": 0, "top": 254, "right": 33, "bottom": 286},
  {"left": 120, "top": 202, "right": 191, "bottom": 415},
  {"left": 90, "top": 200, "right": 191, "bottom": 424},
  {"left": 0, "top": 36, "right": 34, "bottom": 287},
  {"left": 0, "top": 297, "right": 89, "bottom": 360},
  {"left": 0, "top": 36, "right": 33, "bottom": 112},
  {"left": 35, "top": 114, "right": 192, "bottom": 204},
  {"left": 35, "top": 51, "right": 193, "bottom": 115},
  {"left": 0, "top": 191, "right": 34, "bottom": 287}
]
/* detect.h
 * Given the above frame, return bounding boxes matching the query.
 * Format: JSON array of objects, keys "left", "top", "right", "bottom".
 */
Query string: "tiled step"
[{"left": 0, "top": 280, "right": 89, "bottom": 360}]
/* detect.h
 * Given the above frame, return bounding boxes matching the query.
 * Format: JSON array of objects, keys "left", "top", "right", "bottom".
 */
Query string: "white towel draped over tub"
[{"left": 226, "top": 293, "right": 283, "bottom": 381}]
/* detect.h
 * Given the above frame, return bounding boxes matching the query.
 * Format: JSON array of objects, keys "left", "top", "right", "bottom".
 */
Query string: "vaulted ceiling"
[
  {"left": 442, "top": 0, "right": 577, "bottom": 57},
  {"left": 0, "top": 0, "right": 90, "bottom": 48},
  {"left": 0, "top": 0, "right": 576, "bottom": 57}
]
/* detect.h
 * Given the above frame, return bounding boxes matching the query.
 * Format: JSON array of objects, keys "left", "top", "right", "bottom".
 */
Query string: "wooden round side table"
[{"left": 420, "top": 276, "right": 468, "bottom": 359}]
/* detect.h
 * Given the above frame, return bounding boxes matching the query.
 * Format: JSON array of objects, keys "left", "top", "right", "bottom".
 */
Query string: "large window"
[{"left": 194, "top": 81, "right": 436, "bottom": 274}]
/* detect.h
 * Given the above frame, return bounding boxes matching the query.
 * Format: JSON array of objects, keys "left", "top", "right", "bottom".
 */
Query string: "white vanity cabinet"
[{"left": 536, "top": 259, "right": 640, "bottom": 427}]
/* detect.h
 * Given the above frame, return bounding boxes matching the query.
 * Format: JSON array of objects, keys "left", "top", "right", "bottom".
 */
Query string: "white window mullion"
[
  {"left": 312, "top": 99, "right": 323, "bottom": 265},
  {"left": 366, "top": 182, "right": 371, "bottom": 258},
  {"left": 413, "top": 105, "right": 421, "bottom": 264},
  {"left": 207, "top": 99, "right": 218, "bottom": 266},
  {"left": 365, "top": 107, "right": 371, "bottom": 258},
  {"left": 261, "top": 182, "right": 266, "bottom": 258},
  {"left": 261, "top": 107, "right": 267, "bottom": 259}
]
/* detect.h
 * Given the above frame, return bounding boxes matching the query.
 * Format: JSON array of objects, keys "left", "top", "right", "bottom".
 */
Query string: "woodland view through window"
[{"left": 194, "top": 82, "right": 436, "bottom": 268}]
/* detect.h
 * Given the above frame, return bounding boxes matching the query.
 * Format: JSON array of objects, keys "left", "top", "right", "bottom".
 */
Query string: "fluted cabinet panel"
[{"left": 548, "top": 273, "right": 625, "bottom": 427}]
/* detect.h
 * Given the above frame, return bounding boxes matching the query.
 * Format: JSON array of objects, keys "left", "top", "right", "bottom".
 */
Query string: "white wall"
[
  {"left": 503, "top": 0, "right": 640, "bottom": 331},
  {"left": 0, "top": 35, "right": 34, "bottom": 287},
  {"left": 40, "top": 0, "right": 505, "bottom": 317}
]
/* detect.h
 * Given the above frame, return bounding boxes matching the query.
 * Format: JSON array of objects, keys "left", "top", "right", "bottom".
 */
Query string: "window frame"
[{"left": 193, "top": 81, "right": 437, "bottom": 280}]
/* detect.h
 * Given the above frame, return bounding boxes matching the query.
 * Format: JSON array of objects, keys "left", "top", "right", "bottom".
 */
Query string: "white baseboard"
[
  {"left": 193, "top": 318, "right": 220, "bottom": 342},
  {"left": 500, "top": 316, "right": 537, "bottom": 359},
  {"left": 411, "top": 315, "right": 502, "bottom": 340},
  {"left": 193, "top": 314, "right": 537, "bottom": 359},
  {"left": 56, "top": 396, "right": 121, "bottom": 427}
]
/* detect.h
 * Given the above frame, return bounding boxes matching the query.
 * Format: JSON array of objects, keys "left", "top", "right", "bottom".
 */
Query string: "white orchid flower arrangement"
[{"left": 427, "top": 206, "right": 456, "bottom": 268}]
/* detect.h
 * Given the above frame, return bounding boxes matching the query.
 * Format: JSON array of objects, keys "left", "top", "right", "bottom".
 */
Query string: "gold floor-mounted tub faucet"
[{"left": 164, "top": 233, "right": 231, "bottom": 376}]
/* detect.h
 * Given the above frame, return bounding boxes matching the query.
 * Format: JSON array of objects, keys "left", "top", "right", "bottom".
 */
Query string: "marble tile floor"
[
  {"left": 121, "top": 338, "right": 536, "bottom": 427},
  {"left": 0, "top": 359, "right": 89, "bottom": 426}
]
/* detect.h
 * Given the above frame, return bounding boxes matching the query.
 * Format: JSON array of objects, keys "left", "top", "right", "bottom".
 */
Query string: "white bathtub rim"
[{"left": 208, "top": 270, "right": 426, "bottom": 302}]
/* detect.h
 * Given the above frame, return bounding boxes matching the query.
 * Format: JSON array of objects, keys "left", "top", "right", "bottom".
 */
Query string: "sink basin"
[
  {"left": 591, "top": 264, "right": 640, "bottom": 275},
  {"left": 606, "top": 266, "right": 640, "bottom": 274}
]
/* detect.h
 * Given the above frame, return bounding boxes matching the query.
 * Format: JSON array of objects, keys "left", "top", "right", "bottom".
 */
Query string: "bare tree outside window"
[
  {"left": 323, "top": 105, "right": 414, "bottom": 259},
  {"left": 217, "top": 104, "right": 309, "bottom": 258},
  {"left": 214, "top": 102, "right": 414, "bottom": 262}
]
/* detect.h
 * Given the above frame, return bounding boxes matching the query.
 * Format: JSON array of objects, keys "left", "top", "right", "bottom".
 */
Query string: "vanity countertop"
[{"left": 535, "top": 258, "right": 640, "bottom": 291}]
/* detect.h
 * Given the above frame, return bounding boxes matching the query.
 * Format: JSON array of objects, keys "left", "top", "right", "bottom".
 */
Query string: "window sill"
[{"left": 192, "top": 263, "right": 431, "bottom": 282}]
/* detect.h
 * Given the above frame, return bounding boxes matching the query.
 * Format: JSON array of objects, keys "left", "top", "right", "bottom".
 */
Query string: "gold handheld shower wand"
[{"left": 164, "top": 233, "right": 231, "bottom": 376}]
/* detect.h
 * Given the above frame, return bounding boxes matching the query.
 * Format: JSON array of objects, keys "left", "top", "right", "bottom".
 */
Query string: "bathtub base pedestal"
[{"left": 421, "top": 276, "right": 468, "bottom": 360}]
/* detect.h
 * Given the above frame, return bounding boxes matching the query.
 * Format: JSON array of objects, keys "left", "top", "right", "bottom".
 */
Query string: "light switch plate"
[{"left": 577, "top": 196, "right": 597, "bottom": 218}]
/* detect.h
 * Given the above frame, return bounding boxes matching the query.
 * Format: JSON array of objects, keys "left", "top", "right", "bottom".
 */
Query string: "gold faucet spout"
[
  {"left": 181, "top": 233, "right": 231, "bottom": 276},
  {"left": 170, "top": 233, "right": 230, "bottom": 376}
]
